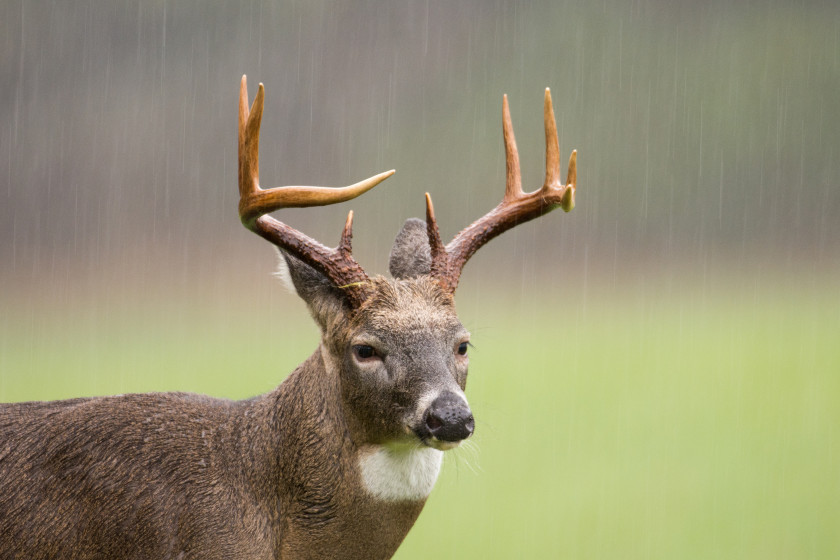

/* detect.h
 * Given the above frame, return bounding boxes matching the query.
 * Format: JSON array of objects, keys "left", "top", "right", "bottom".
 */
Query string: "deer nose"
[{"left": 423, "top": 392, "right": 474, "bottom": 443}]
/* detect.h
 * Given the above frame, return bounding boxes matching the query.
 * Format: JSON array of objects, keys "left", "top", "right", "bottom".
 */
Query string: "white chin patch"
[{"left": 358, "top": 444, "right": 443, "bottom": 502}]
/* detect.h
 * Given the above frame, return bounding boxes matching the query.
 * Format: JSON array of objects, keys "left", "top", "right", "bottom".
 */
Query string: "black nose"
[{"left": 423, "top": 392, "right": 475, "bottom": 442}]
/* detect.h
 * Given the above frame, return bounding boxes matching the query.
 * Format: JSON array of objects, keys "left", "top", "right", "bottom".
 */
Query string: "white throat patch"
[{"left": 358, "top": 444, "right": 443, "bottom": 502}]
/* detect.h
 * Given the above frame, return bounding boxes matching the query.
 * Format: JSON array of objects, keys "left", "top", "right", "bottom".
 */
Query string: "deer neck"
[{"left": 243, "top": 345, "right": 436, "bottom": 558}]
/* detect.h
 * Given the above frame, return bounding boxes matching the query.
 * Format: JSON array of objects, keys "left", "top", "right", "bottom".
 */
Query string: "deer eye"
[
  {"left": 457, "top": 341, "right": 469, "bottom": 356},
  {"left": 352, "top": 345, "right": 380, "bottom": 361}
]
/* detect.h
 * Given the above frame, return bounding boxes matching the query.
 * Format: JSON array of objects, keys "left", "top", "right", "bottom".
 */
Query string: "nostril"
[{"left": 425, "top": 412, "right": 443, "bottom": 432}]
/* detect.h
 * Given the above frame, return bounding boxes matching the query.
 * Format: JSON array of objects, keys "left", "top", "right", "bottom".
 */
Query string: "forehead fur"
[{"left": 352, "top": 276, "right": 459, "bottom": 334}]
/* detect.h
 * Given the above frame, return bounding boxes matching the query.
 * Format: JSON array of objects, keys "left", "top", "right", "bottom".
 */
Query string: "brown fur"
[{"left": 0, "top": 274, "right": 463, "bottom": 560}]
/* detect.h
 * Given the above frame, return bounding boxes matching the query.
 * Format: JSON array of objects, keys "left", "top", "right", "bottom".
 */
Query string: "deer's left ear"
[
  {"left": 389, "top": 218, "right": 432, "bottom": 279},
  {"left": 276, "top": 249, "right": 350, "bottom": 331}
]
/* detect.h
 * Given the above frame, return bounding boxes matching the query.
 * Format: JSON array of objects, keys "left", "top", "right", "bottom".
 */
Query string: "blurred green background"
[{"left": 2, "top": 1, "right": 839, "bottom": 558}]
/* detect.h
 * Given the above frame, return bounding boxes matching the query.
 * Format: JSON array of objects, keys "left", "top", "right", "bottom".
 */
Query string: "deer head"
[{"left": 238, "top": 75, "right": 576, "bottom": 462}]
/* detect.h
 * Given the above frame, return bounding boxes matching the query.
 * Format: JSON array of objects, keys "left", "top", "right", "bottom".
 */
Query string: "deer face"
[
  {"left": 278, "top": 218, "right": 475, "bottom": 451},
  {"left": 342, "top": 277, "right": 473, "bottom": 450}
]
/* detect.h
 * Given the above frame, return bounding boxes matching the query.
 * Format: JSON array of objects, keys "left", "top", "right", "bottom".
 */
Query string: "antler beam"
[
  {"left": 238, "top": 75, "right": 394, "bottom": 306},
  {"left": 426, "top": 88, "right": 577, "bottom": 293}
]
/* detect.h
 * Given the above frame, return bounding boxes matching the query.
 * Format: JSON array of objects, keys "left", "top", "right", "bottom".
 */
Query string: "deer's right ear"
[
  {"left": 276, "top": 249, "right": 349, "bottom": 330},
  {"left": 389, "top": 218, "right": 432, "bottom": 279}
]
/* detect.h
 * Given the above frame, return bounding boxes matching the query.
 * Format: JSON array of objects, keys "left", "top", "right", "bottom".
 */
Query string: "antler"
[
  {"left": 426, "top": 88, "right": 577, "bottom": 293},
  {"left": 238, "top": 75, "right": 394, "bottom": 306}
]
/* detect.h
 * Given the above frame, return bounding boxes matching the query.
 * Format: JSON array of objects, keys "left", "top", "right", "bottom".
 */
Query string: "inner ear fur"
[
  {"left": 277, "top": 250, "right": 350, "bottom": 331},
  {"left": 388, "top": 218, "right": 431, "bottom": 280}
]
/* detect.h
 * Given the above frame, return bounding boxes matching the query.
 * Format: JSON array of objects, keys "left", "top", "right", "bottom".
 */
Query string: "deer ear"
[
  {"left": 276, "top": 249, "right": 349, "bottom": 330},
  {"left": 389, "top": 218, "right": 432, "bottom": 279}
]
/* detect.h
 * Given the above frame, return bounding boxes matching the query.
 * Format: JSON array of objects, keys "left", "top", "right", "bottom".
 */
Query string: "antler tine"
[
  {"left": 567, "top": 149, "right": 577, "bottom": 187},
  {"left": 561, "top": 150, "right": 577, "bottom": 212},
  {"left": 428, "top": 90, "right": 579, "bottom": 293},
  {"left": 543, "top": 88, "right": 561, "bottom": 189},
  {"left": 502, "top": 94, "right": 522, "bottom": 201},
  {"left": 237, "top": 75, "right": 394, "bottom": 307},
  {"left": 424, "top": 193, "right": 449, "bottom": 277},
  {"left": 239, "top": 76, "right": 264, "bottom": 202},
  {"left": 338, "top": 211, "right": 355, "bottom": 256}
]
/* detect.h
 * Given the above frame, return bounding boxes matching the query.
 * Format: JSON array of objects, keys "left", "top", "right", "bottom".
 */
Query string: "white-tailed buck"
[{"left": 0, "top": 76, "right": 577, "bottom": 559}]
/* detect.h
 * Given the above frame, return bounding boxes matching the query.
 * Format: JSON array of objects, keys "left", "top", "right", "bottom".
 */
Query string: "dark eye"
[
  {"left": 353, "top": 345, "right": 378, "bottom": 361},
  {"left": 457, "top": 341, "right": 469, "bottom": 356}
]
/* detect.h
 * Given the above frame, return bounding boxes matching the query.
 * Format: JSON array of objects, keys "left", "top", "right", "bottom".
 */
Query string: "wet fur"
[
  {"left": 0, "top": 219, "right": 470, "bottom": 560},
  {"left": 0, "top": 350, "right": 425, "bottom": 559}
]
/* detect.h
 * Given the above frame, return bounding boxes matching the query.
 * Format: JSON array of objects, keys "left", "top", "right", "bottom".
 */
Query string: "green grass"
[
  {"left": 408, "top": 278, "right": 840, "bottom": 559},
  {"left": 2, "top": 275, "right": 839, "bottom": 559}
]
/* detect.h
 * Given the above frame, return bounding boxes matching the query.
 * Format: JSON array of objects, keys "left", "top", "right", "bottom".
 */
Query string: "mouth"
[
  {"left": 425, "top": 438, "right": 463, "bottom": 451},
  {"left": 410, "top": 424, "right": 466, "bottom": 451}
]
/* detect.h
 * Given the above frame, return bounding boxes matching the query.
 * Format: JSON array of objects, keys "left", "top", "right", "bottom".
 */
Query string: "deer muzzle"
[{"left": 420, "top": 391, "right": 474, "bottom": 448}]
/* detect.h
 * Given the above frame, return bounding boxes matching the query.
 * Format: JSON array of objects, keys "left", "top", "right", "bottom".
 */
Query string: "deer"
[{"left": 0, "top": 75, "right": 578, "bottom": 560}]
